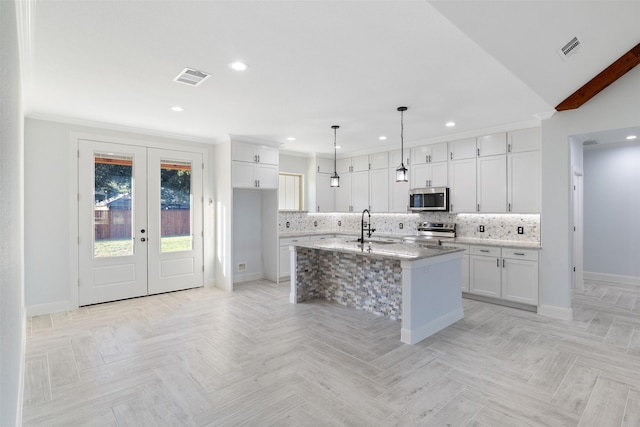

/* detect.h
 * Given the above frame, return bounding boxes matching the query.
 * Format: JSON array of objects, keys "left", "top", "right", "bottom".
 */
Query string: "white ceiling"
[{"left": 26, "top": 1, "right": 640, "bottom": 155}]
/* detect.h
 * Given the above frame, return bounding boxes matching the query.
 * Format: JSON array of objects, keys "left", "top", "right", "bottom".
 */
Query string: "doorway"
[{"left": 78, "top": 140, "right": 203, "bottom": 306}]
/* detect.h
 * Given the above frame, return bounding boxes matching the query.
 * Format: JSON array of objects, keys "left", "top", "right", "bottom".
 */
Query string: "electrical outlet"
[
  {"left": 338, "top": 220, "right": 341, "bottom": 227},
  {"left": 238, "top": 263, "right": 246, "bottom": 271},
  {"left": 286, "top": 221, "right": 290, "bottom": 228},
  {"left": 517, "top": 226, "right": 524, "bottom": 234},
  {"left": 314, "top": 221, "right": 318, "bottom": 227},
  {"left": 399, "top": 223, "right": 404, "bottom": 230},
  {"left": 479, "top": 225, "right": 485, "bottom": 232}
]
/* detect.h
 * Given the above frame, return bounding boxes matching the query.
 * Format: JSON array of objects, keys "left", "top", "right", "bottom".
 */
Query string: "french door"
[{"left": 78, "top": 140, "right": 203, "bottom": 306}]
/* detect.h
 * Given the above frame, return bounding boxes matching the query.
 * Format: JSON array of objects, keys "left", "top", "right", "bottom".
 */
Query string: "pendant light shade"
[
  {"left": 330, "top": 125, "right": 340, "bottom": 187},
  {"left": 396, "top": 106, "right": 409, "bottom": 182}
]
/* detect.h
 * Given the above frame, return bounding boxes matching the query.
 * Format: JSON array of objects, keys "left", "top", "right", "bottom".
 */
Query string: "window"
[{"left": 278, "top": 173, "right": 303, "bottom": 210}]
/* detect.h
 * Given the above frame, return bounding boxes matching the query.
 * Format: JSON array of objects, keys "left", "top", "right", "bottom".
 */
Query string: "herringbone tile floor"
[{"left": 23, "top": 279, "right": 640, "bottom": 426}]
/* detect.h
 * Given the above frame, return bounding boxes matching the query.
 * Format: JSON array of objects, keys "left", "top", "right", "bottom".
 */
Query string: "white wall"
[
  {"left": 214, "top": 141, "right": 233, "bottom": 291},
  {"left": 540, "top": 65, "right": 640, "bottom": 319},
  {"left": 584, "top": 143, "right": 640, "bottom": 278},
  {"left": 0, "top": 0, "right": 25, "bottom": 424},
  {"left": 24, "top": 118, "right": 216, "bottom": 313}
]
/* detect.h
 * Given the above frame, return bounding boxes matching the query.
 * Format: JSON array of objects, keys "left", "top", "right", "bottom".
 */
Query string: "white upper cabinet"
[
  {"left": 477, "top": 155, "right": 507, "bottom": 213},
  {"left": 369, "top": 168, "right": 389, "bottom": 212},
  {"left": 369, "top": 152, "right": 389, "bottom": 170},
  {"left": 389, "top": 149, "right": 410, "bottom": 168},
  {"left": 448, "top": 157, "right": 476, "bottom": 213},
  {"left": 316, "top": 157, "right": 335, "bottom": 174},
  {"left": 336, "top": 158, "right": 352, "bottom": 174},
  {"left": 232, "top": 141, "right": 278, "bottom": 165},
  {"left": 449, "top": 138, "right": 477, "bottom": 160},
  {"left": 389, "top": 168, "right": 409, "bottom": 213},
  {"left": 477, "top": 132, "right": 507, "bottom": 157},
  {"left": 335, "top": 173, "right": 352, "bottom": 212},
  {"left": 411, "top": 163, "right": 447, "bottom": 188},
  {"left": 351, "top": 171, "right": 369, "bottom": 212},
  {"left": 351, "top": 155, "right": 369, "bottom": 172},
  {"left": 411, "top": 142, "right": 448, "bottom": 165},
  {"left": 508, "top": 150, "right": 541, "bottom": 213},
  {"left": 508, "top": 128, "right": 541, "bottom": 153},
  {"left": 232, "top": 141, "right": 279, "bottom": 189},
  {"left": 315, "top": 173, "right": 335, "bottom": 213}
]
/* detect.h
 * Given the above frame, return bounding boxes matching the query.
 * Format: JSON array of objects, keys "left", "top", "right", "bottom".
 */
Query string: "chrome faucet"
[{"left": 358, "top": 209, "right": 376, "bottom": 243}]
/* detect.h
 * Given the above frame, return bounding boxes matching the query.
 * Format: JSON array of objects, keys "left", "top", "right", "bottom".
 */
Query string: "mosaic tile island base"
[{"left": 289, "top": 238, "right": 465, "bottom": 345}]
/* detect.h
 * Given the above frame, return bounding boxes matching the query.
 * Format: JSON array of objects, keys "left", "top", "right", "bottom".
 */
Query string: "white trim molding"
[
  {"left": 26, "top": 300, "right": 76, "bottom": 317},
  {"left": 584, "top": 271, "right": 640, "bottom": 287},
  {"left": 538, "top": 304, "right": 573, "bottom": 321}
]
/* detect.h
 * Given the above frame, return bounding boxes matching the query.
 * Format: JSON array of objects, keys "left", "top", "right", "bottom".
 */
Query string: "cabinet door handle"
[
  {"left": 480, "top": 249, "right": 490, "bottom": 253},
  {"left": 503, "top": 259, "right": 505, "bottom": 268},
  {"left": 257, "top": 155, "right": 260, "bottom": 163},
  {"left": 450, "top": 152, "right": 453, "bottom": 160},
  {"left": 477, "top": 148, "right": 480, "bottom": 157},
  {"left": 477, "top": 204, "right": 480, "bottom": 212},
  {"left": 257, "top": 180, "right": 260, "bottom": 187},
  {"left": 508, "top": 203, "right": 512, "bottom": 212},
  {"left": 317, "top": 166, "right": 320, "bottom": 172},
  {"left": 508, "top": 143, "right": 512, "bottom": 153},
  {"left": 514, "top": 252, "right": 525, "bottom": 256},
  {"left": 317, "top": 205, "right": 320, "bottom": 212},
  {"left": 497, "top": 258, "right": 500, "bottom": 267}
]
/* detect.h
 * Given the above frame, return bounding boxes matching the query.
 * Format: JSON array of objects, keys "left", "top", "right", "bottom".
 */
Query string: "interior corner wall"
[
  {"left": 540, "top": 66, "right": 640, "bottom": 315},
  {"left": 0, "top": 0, "right": 25, "bottom": 424},
  {"left": 232, "top": 189, "right": 264, "bottom": 282}
]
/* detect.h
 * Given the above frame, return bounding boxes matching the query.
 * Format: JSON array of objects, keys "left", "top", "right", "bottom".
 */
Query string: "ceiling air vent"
[
  {"left": 173, "top": 67, "right": 211, "bottom": 86},
  {"left": 558, "top": 36, "right": 582, "bottom": 60}
]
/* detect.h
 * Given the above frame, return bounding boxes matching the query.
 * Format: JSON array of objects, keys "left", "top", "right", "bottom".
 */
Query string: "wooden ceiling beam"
[{"left": 555, "top": 42, "right": 640, "bottom": 111}]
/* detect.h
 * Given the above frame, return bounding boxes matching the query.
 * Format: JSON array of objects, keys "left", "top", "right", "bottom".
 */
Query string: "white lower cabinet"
[
  {"left": 468, "top": 245, "right": 539, "bottom": 306},
  {"left": 469, "top": 246, "right": 501, "bottom": 298},
  {"left": 501, "top": 248, "right": 539, "bottom": 305}
]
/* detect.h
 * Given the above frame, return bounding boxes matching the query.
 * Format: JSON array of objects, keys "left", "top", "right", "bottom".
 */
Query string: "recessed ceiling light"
[
  {"left": 335, "top": 146, "right": 341, "bottom": 150},
  {"left": 286, "top": 137, "right": 296, "bottom": 141},
  {"left": 170, "top": 106, "right": 184, "bottom": 112},
  {"left": 379, "top": 136, "right": 387, "bottom": 140},
  {"left": 445, "top": 121, "right": 456, "bottom": 127},
  {"left": 229, "top": 61, "right": 248, "bottom": 71},
  {"left": 626, "top": 135, "right": 637, "bottom": 140}
]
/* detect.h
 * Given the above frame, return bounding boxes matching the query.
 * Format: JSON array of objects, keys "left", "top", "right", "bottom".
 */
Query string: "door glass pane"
[
  {"left": 94, "top": 154, "right": 134, "bottom": 257},
  {"left": 160, "top": 160, "right": 192, "bottom": 252}
]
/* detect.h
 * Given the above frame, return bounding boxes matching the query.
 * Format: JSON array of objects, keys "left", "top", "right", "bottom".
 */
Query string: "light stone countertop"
[
  {"left": 290, "top": 237, "right": 463, "bottom": 261},
  {"left": 280, "top": 231, "right": 541, "bottom": 249},
  {"left": 452, "top": 237, "right": 541, "bottom": 249}
]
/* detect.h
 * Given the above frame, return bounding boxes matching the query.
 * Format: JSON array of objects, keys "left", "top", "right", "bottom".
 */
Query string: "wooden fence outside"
[{"left": 94, "top": 209, "right": 190, "bottom": 240}]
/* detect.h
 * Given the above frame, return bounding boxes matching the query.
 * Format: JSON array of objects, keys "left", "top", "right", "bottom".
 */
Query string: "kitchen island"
[{"left": 289, "top": 238, "right": 464, "bottom": 345}]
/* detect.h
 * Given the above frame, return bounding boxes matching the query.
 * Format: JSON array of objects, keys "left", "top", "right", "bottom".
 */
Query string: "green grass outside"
[{"left": 94, "top": 235, "right": 191, "bottom": 257}]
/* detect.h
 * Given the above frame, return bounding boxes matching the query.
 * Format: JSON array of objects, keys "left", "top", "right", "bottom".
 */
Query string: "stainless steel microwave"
[{"left": 409, "top": 187, "right": 449, "bottom": 211}]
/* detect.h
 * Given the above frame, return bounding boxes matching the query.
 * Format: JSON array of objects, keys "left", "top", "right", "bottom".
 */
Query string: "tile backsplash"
[{"left": 279, "top": 211, "right": 540, "bottom": 242}]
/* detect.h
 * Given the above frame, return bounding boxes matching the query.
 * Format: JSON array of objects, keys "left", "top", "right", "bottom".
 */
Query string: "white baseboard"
[
  {"left": 538, "top": 304, "right": 573, "bottom": 321},
  {"left": 401, "top": 307, "right": 464, "bottom": 345},
  {"left": 26, "top": 300, "right": 76, "bottom": 317},
  {"left": 584, "top": 271, "right": 640, "bottom": 287},
  {"left": 233, "top": 272, "right": 263, "bottom": 284}
]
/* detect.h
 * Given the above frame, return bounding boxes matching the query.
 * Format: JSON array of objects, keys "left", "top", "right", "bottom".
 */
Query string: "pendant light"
[
  {"left": 395, "top": 106, "right": 409, "bottom": 182},
  {"left": 330, "top": 125, "right": 340, "bottom": 187}
]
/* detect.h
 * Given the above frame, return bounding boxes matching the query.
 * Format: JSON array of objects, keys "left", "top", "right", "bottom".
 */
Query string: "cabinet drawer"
[
  {"left": 470, "top": 246, "right": 501, "bottom": 257},
  {"left": 502, "top": 248, "right": 538, "bottom": 261}
]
